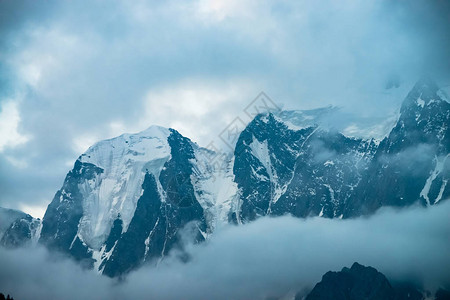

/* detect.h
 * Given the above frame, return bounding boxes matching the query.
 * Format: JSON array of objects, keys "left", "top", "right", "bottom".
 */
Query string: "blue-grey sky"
[{"left": 0, "top": 0, "right": 449, "bottom": 218}]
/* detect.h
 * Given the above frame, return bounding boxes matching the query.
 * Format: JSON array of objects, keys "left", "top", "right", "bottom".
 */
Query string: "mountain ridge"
[
  {"left": 1, "top": 78, "right": 448, "bottom": 277},
  {"left": 298, "top": 262, "right": 425, "bottom": 300}
]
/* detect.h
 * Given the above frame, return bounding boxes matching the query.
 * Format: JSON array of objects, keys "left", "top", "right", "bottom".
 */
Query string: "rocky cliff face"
[
  {"left": 299, "top": 262, "right": 424, "bottom": 300},
  {"left": 232, "top": 78, "right": 449, "bottom": 222},
  {"left": 0, "top": 208, "right": 40, "bottom": 248},
  {"left": 100, "top": 129, "right": 208, "bottom": 277},
  {"left": 347, "top": 78, "right": 450, "bottom": 216}
]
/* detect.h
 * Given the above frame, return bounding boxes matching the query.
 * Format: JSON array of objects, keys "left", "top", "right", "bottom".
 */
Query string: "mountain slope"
[
  {"left": 347, "top": 78, "right": 450, "bottom": 216},
  {"left": 232, "top": 78, "right": 449, "bottom": 222},
  {"left": 100, "top": 129, "right": 208, "bottom": 277},
  {"left": 38, "top": 126, "right": 228, "bottom": 276},
  {"left": 299, "top": 262, "right": 424, "bottom": 300},
  {"left": 0, "top": 207, "right": 40, "bottom": 248},
  {"left": 0, "top": 208, "right": 27, "bottom": 240},
  {"left": 231, "top": 110, "right": 379, "bottom": 222}
]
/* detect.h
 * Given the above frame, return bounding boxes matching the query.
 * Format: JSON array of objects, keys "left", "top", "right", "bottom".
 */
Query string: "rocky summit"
[{"left": 299, "top": 262, "right": 424, "bottom": 300}]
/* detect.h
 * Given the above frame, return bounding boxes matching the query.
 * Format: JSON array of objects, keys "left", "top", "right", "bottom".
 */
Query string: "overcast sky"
[{"left": 0, "top": 0, "right": 449, "bottom": 218}]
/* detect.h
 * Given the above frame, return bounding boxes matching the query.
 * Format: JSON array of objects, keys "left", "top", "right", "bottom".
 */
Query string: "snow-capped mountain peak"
[
  {"left": 401, "top": 77, "right": 445, "bottom": 111},
  {"left": 76, "top": 125, "right": 172, "bottom": 249},
  {"left": 80, "top": 125, "right": 171, "bottom": 170}
]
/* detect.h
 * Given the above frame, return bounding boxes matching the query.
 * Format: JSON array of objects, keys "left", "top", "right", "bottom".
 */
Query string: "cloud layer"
[{"left": 1, "top": 201, "right": 449, "bottom": 300}]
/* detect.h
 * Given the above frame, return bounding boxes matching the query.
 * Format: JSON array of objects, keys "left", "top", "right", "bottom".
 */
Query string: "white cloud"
[
  {"left": 141, "top": 78, "right": 258, "bottom": 146},
  {"left": 196, "top": 0, "right": 259, "bottom": 21},
  {"left": 0, "top": 100, "right": 30, "bottom": 152},
  {"left": 4, "top": 155, "right": 28, "bottom": 169},
  {"left": 19, "top": 203, "right": 47, "bottom": 220},
  {"left": 0, "top": 202, "right": 449, "bottom": 300},
  {"left": 72, "top": 134, "right": 100, "bottom": 155}
]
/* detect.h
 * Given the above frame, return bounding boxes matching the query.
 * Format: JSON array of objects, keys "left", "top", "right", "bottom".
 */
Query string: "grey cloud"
[
  {"left": 1, "top": 202, "right": 449, "bottom": 300},
  {"left": 0, "top": 246, "right": 116, "bottom": 300}
]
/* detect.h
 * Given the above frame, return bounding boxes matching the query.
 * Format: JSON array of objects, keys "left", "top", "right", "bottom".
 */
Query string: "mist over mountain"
[{"left": 1, "top": 200, "right": 449, "bottom": 300}]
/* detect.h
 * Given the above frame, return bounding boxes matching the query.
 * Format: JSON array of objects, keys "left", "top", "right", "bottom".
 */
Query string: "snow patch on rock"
[{"left": 77, "top": 126, "right": 171, "bottom": 249}]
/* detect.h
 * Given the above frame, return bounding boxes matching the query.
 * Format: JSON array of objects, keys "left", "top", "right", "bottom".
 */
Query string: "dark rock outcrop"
[{"left": 299, "top": 262, "right": 423, "bottom": 300}]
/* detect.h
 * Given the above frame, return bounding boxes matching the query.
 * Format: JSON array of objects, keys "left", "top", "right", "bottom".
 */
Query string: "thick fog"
[
  {"left": 0, "top": 0, "right": 449, "bottom": 216},
  {"left": 1, "top": 201, "right": 449, "bottom": 300}
]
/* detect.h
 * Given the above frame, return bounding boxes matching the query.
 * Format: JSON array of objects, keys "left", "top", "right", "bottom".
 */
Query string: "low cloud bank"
[{"left": 1, "top": 201, "right": 449, "bottom": 300}]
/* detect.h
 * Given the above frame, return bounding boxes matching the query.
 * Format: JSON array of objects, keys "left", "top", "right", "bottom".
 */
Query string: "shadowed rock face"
[
  {"left": 347, "top": 78, "right": 450, "bottom": 216},
  {"left": 0, "top": 208, "right": 28, "bottom": 238},
  {"left": 0, "top": 209, "right": 40, "bottom": 249},
  {"left": 39, "top": 160, "right": 104, "bottom": 268},
  {"left": 300, "top": 262, "right": 423, "bottom": 300},
  {"left": 38, "top": 128, "right": 208, "bottom": 277},
  {"left": 233, "top": 78, "right": 450, "bottom": 222},
  {"left": 435, "top": 289, "right": 450, "bottom": 300}
]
